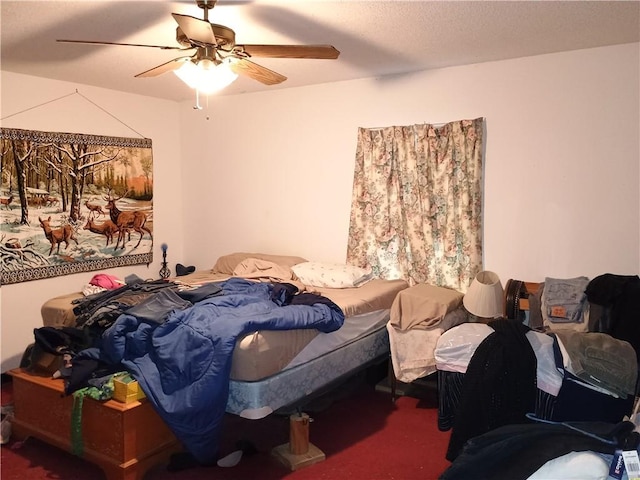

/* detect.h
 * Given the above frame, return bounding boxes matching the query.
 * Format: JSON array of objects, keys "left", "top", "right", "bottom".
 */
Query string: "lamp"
[
  {"left": 463, "top": 271, "right": 504, "bottom": 320},
  {"left": 174, "top": 57, "right": 238, "bottom": 94}
]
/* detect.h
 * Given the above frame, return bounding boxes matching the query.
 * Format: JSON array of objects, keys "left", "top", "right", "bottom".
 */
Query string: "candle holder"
[{"left": 159, "top": 243, "right": 171, "bottom": 279}]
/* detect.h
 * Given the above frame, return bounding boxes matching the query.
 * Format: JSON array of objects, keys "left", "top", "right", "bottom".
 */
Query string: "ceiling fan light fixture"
[
  {"left": 174, "top": 58, "right": 238, "bottom": 94},
  {"left": 58, "top": 1, "right": 340, "bottom": 92}
]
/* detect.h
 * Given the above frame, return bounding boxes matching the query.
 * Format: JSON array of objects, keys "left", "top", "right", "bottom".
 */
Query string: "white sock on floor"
[{"left": 217, "top": 450, "right": 243, "bottom": 467}]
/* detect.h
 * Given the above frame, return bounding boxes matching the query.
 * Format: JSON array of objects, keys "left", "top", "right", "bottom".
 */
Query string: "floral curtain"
[{"left": 346, "top": 118, "right": 484, "bottom": 292}]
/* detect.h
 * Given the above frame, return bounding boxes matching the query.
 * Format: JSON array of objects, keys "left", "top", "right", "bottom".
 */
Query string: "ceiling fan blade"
[
  {"left": 172, "top": 13, "right": 217, "bottom": 46},
  {"left": 57, "top": 39, "right": 190, "bottom": 51},
  {"left": 135, "top": 56, "right": 193, "bottom": 78},
  {"left": 229, "top": 58, "right": 287, "bottom": 85},
  {"left": 235, "top": 44, "right": 340, "bottom": 59}
]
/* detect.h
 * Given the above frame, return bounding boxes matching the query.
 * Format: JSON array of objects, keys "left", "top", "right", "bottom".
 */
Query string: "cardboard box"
[{"left": 113, "top": 374, "right": 146, "bottom": 403}]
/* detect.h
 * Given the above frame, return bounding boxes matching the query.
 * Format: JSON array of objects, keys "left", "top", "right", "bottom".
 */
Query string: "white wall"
[
  {"left": 1, "top": 72, "right": 184, "bottom": 371},
  {"left": 180, "top": 43, "right": 640, "bottom": 283}
]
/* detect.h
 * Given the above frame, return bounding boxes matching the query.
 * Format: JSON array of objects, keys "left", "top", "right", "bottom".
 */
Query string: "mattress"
[
  {"left": 231, "top": 311, "right": 390, "bottom": 381},
  {"left": 312, "top": 279, "right": 408, "bottom": 318},
  {"left": 226, "top": 321, "right": 391, "bottom": 419},
  {"left": 40, "top": 276, "right": 408, "bottom": 382},
  {"left": 230, "top": 328, "right": 320, "bottom": 381},
  {"left": 41, "top": 291, "right": 84, "bottom": 327},
  {"left": 222, "top": 279, "right": 407, "bottom": 380},
  {"left": 285, "top": 309, "right": 390, "bottom": 369}
]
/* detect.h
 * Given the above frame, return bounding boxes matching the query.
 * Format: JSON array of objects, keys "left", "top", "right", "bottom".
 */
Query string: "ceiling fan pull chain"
[
  {"left": 193, "top": 89, "right": 203, "bottom": 110},
  {"left": 192, "top": 89, "right": 212, "bottom": 120}
]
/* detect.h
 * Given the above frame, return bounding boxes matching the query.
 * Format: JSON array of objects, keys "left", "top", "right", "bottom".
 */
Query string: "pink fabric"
[{"left": 89, "top": 273, "right": 123, "bottom": 290}]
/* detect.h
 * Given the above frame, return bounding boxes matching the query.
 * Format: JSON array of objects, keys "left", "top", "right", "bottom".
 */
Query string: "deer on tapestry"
[
  {"left": 83, "top": 218, "right": 120, "bottom": 248},
  {"left": 84, "top": 200, "right": 105, "bottom": 218},
  {"left": 0, "top": 194, "right": 14, "bottom": 210},
  {"left": 103, "top": 192, "right": 152, "bottom": 250},
  {"left": 38, "top": 216, "right": 79, "bottom": 255},
  {"left": 45, "top": 196, "right": 60, "bottom": 207}
]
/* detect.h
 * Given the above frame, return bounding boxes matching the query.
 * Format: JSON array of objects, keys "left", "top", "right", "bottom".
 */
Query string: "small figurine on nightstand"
[{"left": 159, "top": 243, "right": 171, "bottom": 279}]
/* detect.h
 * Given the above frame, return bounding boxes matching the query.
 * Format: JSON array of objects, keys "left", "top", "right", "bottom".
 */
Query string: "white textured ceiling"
[{"left": 1, "top": 1, "right": 639, "bottom": 102}]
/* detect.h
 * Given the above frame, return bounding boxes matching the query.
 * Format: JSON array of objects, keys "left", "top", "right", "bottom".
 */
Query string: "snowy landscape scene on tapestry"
[{"left": 0, "top": 128, "right": 153, "bottom": 284}]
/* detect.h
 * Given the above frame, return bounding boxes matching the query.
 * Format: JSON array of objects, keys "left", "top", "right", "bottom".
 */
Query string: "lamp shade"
[
  {"left": 463, "top": 271, "right": 504, "bottom": 319},
  {"left": 174, "top": 58, "right": 238, "bottom": 94}
]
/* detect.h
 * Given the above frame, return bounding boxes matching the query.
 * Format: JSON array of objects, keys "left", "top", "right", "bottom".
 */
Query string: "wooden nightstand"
[{"left": 8, "top": 368, "right": 181, "bottom": 480}]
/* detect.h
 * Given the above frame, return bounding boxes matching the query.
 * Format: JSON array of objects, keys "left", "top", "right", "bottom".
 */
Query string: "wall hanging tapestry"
[{"left": 1, "top": 127, "right": 153, "bottom": 284}]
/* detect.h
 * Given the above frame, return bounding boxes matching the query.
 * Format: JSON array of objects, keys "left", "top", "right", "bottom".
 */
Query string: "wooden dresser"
[{"left": 9, "top": 368, "right": 181, "bottom": 480}]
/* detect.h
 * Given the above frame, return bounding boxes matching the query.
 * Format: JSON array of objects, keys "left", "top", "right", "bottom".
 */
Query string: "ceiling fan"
[{"left": 57, "top": 0, "right": 340, "bottom": 90}]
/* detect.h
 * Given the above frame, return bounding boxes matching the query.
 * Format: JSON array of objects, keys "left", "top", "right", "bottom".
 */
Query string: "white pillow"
[{"left": 291, "top": 262, "right": 374, "bottom": 288}]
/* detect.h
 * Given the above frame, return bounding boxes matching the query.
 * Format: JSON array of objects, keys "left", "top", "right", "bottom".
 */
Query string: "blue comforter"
[{"left": 98, "top": 278, "right": 344, "bottom": 464}]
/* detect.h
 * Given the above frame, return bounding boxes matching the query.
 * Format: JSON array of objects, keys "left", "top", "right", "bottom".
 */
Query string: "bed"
[{"left": 32, "top": 252, "right": 409, "bottom": 468}]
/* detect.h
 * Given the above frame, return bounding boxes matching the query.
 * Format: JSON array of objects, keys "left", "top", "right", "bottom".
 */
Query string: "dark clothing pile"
[
  {"left": 25, "top": 279, "right": 224, "bottom": 395},
  {"left": 586, "top": 274, "right": 640, "bottom": 355},
  {"left": 72, "top": 278, "right": 221, "bottom": 333},
  {"left": 440, "top": 420, "right": 639, "bottom": 480},
  {"left": 445, "top": 318, "right": 537, "bottom": 461},
  {"left": 441, "top": 274, "right": 640, "bottom": 478}
]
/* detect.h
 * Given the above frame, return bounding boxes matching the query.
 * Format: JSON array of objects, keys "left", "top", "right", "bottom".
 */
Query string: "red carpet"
[{"left": 1, "top": 375, "right": 452, "bottom": 479}]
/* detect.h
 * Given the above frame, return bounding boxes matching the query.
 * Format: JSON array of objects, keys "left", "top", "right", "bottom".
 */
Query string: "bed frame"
[
  {"left": 16, "top": 253, "right": 409, "bottom": 475},
  {"left": 10, "top": 326, "right": 391, "bottom": 478},
  {"left": 234, "top": 324, "right": 391, "bottom": 470},
  {"left": 12, "top": 303, "right": 394, "bottom": 477}
]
